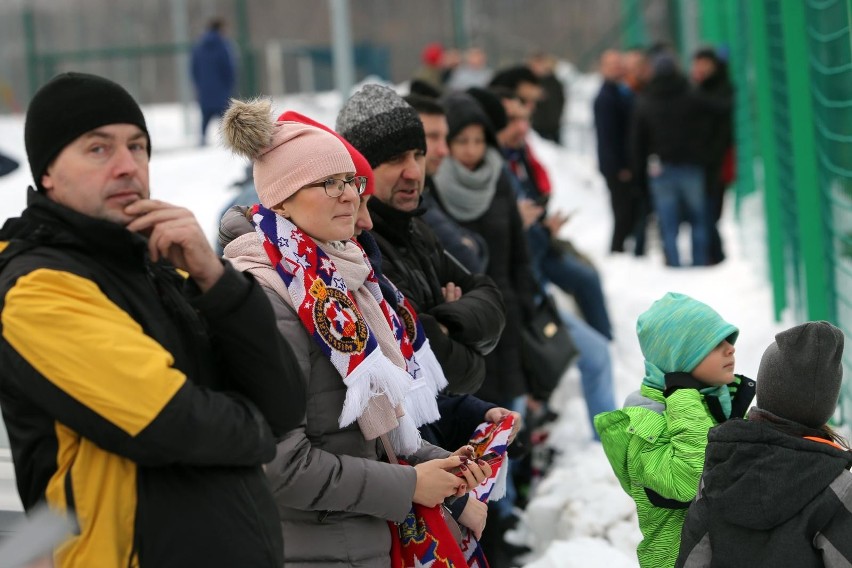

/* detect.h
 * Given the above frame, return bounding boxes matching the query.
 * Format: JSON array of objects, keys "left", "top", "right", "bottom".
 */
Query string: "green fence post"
[
  {"left": 727, "top": 0, "right": 756, "bottom": 203},
  {"left": 699, "top": 0, "right": 724, "bottom": 44},
  {"left": 780, "top": 0, "right": 833, "bottom": 321},
  {"left": 234, "top": 0, "right": 257, "bottom": 97},
  {"left": 621, "top": 0, "right": 646, "bottom": 48},
  {"left": 452, "top": 0, "right": 469, "bottom": 50},
  {"left": 750, "top": 0, "right": 787, "bottom": 321}
]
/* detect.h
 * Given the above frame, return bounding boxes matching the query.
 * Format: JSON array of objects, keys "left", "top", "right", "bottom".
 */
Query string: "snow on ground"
[{"left": 0, "top": 74, "right": 791, "bottom": 565}]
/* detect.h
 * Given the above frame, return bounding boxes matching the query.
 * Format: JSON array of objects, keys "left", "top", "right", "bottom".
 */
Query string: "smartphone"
[{"left": 450, "top": 451, "right": 503, "bottom": 477}]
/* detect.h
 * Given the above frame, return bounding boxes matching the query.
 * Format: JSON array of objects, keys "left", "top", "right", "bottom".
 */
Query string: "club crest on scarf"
[
  {"left": 390, "top": 416, "right": 515, "bottom": 568},
  {"left": 250, "top": 203, "right": 412, "bottom": 432},
  {"left": 309, "top": 278, "right": 370, "bottom": 353},
  {"left": 395, "top": 294, "right": 419, "bottom": 347},
  {"left": 395, "top": 506, "right": 467, "bottom": 568}
]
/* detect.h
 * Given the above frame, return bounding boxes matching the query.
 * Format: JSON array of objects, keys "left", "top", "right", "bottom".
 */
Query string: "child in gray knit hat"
[{"left": 677, "top": 321, "right": 852, "bottom": 568}]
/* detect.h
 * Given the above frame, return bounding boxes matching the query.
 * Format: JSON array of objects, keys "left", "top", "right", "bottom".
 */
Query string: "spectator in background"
[
  {"left": 432, "top": 91, "right": 535, "bottom": 412},
  {"left": 446, "top": 47, "right": 493, "bottom": 92},
  {"left": 691, "top": 46, "right": 735, "bottom": 266},
  {"left": 623, "top": 48, "right": 652, "bottom": 93},
  {"left": 431, "top": 88, "right": 537, "bottom": 568},
  {"left": 336, "top": 83, "right": 506, "bottom": 396},
  {"left": 405, "top": 93, "right": 489, "bottom": 273},
  {"left": 191, "top": 17, "right": 236, "bottom": 146},
  {"left": 490, "top": 85, "right": 614, "bottom": 341},
  {"left": 631, "top": 50, "right": 718, "bottom": 267},
  {"left": 593, "top": 49, "right": 645, "bottom": 255},
  {"left": 527, "top": 51, "right": 567, "bottom": 144},
  {"left": 413, "top": 42, "right": 448, "bottom": 95},
  {"left": 487, "top": 88, "right": 616, "bottom": 437},
  {"left": 0, "top": 149, "right": 19, "bottom": 177},
  {"left": 489, "top": 65, "right": 543, "bottom": 118},
  {"left": 621, "top": 47, "right": 653, "bottom": 254}
]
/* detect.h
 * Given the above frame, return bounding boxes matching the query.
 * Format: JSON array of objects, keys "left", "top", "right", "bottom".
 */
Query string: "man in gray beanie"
[
  {"left": 676, "top": 321, "right": 852, "bottom": 568},
  {"left": 336, "top": 83, "right": 506, "bottom": 397},
  {"left": 0, "top": 72, "right": 305, "bottom": 566}
]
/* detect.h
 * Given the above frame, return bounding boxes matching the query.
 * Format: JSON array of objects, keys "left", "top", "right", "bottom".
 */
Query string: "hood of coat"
[
  {"left": 636, "top": 292, "right": 738, "bottom": 388},
  {"left": 700, "top": 416, "right": 852, "bottom": 530},
  {"left": 219, "top": 206, "right": 273, "bottom": 274},
  {"left": 643, "top": 71, "right": 690, "bottom": 98}
]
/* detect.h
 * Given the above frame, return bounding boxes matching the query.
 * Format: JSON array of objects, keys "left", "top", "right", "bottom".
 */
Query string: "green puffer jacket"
[
  {"left": 596, "top": 292, "right": 752, "bottom": 568},
  {"left": 595, "top": 385, "right": 717, "bottom": 568}
]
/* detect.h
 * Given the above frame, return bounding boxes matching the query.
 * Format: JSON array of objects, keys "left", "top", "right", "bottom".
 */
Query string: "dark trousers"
[
  {"left": 606, "top": 174, "right": 648, "bottom": 255},
  {"left": 527, "top": 225, "right": 613, "bottom": 340},
  {"left": 200, "top": 106, "right": 225, "bottom": 145},
  {"left": 705, "top": 172, "right": 727, "bottom": 265}
]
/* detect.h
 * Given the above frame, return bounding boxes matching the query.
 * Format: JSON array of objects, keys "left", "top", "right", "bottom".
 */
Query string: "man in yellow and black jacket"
[{"left": 0, "top": 72, "right": 306, "bottom": 567}]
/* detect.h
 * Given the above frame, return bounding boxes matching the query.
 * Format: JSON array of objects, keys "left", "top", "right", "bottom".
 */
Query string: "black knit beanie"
[
  {"left": 756, "top": 321, "right": 845, "bottom": 428},
  {"left": 440, "top": 91, "right": 499, "bottom": 149},
  {"left": 335, "top": 84, "right": 426, "bottom": 169},
  {"left": 466, "top": 87, "right": 508, "bottom": 133},
  {"left": 25, "top": 72, "right": 150, "bottom": 189}
]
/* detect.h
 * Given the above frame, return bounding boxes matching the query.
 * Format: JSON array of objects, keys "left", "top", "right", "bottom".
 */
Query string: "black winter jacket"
[
  {"left": 0, "top": 189, "right": 305, "bottom": 567},
  {"left": 677, "top": 408, "right": 852, "bottom": 568},
  {"left": 430, "top": 164, "right": 536, "bottom": 404},
  {"left": 631, "top": 71, "right": 729, "bottom": 176},
  {"left": 367, "top": 198, "right": 505, "bottom": 395},
  {"left": 593, "top": 80, "right": 632, "bottom": 177},
  {"left": 421, "top": 178, "right": 489, "bottom": 274}
]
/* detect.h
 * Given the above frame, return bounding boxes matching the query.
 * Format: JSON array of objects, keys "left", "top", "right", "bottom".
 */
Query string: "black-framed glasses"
[{"left": 302, "top": 176, "right": 368, "bottom": 198}]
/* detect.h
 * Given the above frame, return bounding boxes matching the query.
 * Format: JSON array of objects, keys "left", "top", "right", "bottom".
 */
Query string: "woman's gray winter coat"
[{"left": 221, "top": 208, "right": 449, "bottom": 567}]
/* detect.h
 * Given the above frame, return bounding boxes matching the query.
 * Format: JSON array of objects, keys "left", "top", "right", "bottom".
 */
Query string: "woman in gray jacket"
[{"left": 220, "top": 100, "right": 491, "bottom": 567}]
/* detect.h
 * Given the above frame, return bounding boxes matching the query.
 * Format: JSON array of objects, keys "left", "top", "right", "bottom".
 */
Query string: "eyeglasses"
[{"left": 302, "top": 176, "right": 368, "bottom": 198}]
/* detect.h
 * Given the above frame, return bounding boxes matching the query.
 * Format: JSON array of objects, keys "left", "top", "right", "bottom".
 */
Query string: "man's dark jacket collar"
[{"left": 1, "top": 187, "right": 150, "bottom": 268}]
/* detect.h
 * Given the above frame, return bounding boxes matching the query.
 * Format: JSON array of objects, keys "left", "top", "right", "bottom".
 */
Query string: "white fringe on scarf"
[
  {"left": 339, "top": 347, "right": 412, "bottom": 429},
  {"left": 487, "top": 461, "right": 509, "bottom": 502}
]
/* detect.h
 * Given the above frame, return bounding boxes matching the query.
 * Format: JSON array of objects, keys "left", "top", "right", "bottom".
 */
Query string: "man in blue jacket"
[
  {"left": 191, "top": 17, "right": 236, "bottom": 145},
  {"left": 593, "top": 49, "right": 645, "bottom": 255}
]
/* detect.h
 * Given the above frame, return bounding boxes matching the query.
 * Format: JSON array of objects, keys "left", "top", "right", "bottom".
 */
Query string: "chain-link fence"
[
  {"left": 0, "top": 0, "right": 679, "bottom": 112},
  {"left": 689, "top": 0, "right": 851, "bottom": 425}
]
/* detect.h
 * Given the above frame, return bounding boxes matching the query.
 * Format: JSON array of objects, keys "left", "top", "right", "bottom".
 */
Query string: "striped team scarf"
[
  {"left": 460, "top": 415, "right": 515, "bottom": 567},
  {"left": 389, "top": 284, "right": 449, "bottom": 421},
  {"left": 250, "top": 204, "right": 441, "bottom": 452},
  {"left": 391, "top": 415, "right": 515, "bottom": 568}
]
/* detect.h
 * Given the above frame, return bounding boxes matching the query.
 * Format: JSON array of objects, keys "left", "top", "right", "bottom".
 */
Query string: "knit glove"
[{"left": 663, "top": 372, "right": 704, "bottom": 398}]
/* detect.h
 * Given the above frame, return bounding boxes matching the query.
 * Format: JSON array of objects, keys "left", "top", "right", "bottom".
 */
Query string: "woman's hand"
[
  {"left": 413, "top": 456, "right": 467, "bottom": 507},
  {"left": 484, "top": 407, "right": 523, "bottom": 444},
  {"left": 458, "top": 498, "right": 488, "bottom": 539},
  {"left": 450, "top": 446, "right": 493, "bottom": 490}
]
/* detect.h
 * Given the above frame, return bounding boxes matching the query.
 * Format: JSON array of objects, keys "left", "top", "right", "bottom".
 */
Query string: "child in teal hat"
[{"left": 594, "top": 292, "right": 756, "bottom": 568}]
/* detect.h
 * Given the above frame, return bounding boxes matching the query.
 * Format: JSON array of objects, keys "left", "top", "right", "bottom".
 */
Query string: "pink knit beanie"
[{"left": 221, "top": 98, "right": 355, "bottom": 208}]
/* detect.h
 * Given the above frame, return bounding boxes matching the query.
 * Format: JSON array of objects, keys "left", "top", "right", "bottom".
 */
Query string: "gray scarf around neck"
[{"left": 432, "top": 147, "right": 503, "bottom": 222}]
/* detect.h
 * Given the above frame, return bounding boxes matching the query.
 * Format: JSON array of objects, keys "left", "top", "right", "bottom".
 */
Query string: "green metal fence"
[{"left": 671, "top": 0, "right": 852, "bottom": 424}]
